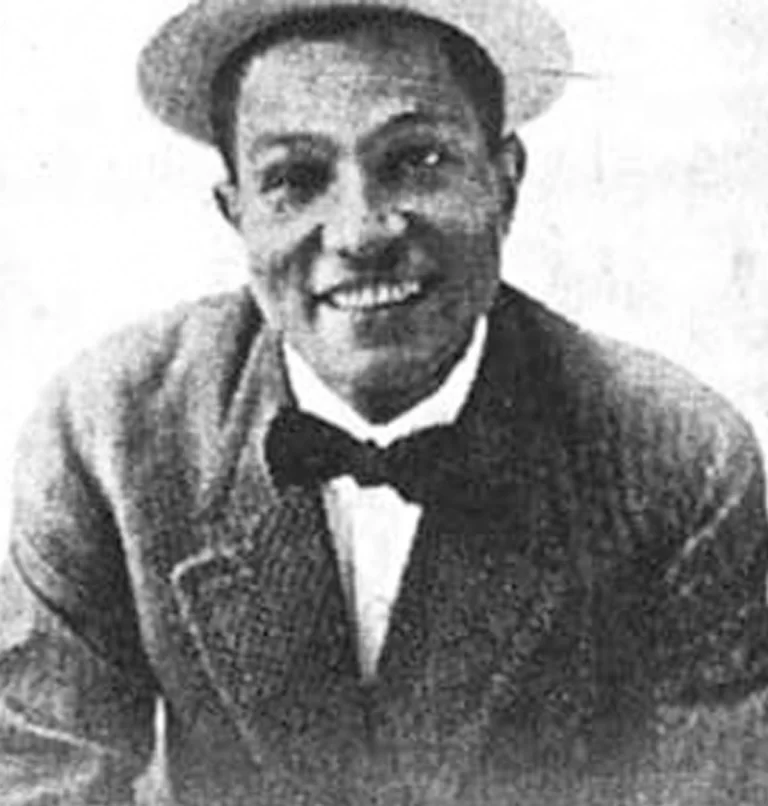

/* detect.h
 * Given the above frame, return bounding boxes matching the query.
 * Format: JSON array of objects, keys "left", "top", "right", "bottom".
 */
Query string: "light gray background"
[{"left": 2, "top": 0, "right": 767, "bottom": 553}]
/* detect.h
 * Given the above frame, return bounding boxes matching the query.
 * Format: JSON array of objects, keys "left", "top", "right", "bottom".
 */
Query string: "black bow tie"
[{"left": 265, "top": 407, "right": 461, "bottom": 504}]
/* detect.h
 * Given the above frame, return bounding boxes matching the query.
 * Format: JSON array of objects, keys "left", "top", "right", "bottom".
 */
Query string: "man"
[{"left": 1, "top": 0, "right": 767, "bottom": 803}]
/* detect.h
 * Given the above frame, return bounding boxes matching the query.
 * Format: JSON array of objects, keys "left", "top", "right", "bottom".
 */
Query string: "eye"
[
  {"left": 380, "top": 142, "right": 453, "bottom": 185},
  {"left": 259, "top": 159, "right": 331, "bottom": 207},
  {"left": 402, "top": 144, "right": 445, "bottom": 169}
]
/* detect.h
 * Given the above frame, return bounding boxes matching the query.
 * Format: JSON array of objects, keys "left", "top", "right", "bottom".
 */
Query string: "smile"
[{"left": 322, "top": 280, "right": 424, "bottom": 311}]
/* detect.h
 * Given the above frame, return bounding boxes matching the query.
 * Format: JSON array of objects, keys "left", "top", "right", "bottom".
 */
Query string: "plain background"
[{"left": 2, "top": 0, "right": 767, "bottom": 554}]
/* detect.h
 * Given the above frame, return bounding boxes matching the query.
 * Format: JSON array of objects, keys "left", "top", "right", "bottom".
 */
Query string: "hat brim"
[{"left": 137, "top": 0, "right": 573, "bottom": 145}]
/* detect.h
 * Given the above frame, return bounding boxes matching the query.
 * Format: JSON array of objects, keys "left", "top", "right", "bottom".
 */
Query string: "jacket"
[{"left": 1, "top": 283, "right": 767, "bottom": 805}]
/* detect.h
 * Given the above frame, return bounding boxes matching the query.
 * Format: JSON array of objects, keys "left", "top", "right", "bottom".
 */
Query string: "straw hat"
[{"left": 138, "top": 0, "right": 573, "bottom": 144}]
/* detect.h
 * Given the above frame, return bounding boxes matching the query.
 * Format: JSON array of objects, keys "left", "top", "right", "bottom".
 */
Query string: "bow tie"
[{"left": 265, "top": 408, "right": 461, "bottom": 504}]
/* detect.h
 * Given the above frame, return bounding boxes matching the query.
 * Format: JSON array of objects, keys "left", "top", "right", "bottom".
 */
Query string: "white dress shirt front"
[{"left": 283, "top": 318, "right": 488, "bottom": 679}]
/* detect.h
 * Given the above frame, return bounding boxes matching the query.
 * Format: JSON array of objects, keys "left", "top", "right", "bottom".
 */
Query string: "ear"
[
  {"left": 494, "top": 132, "right": 527, "bottom": 232},
  {"left": 213, "top": 180, "right": 242, "bottom": 229}
]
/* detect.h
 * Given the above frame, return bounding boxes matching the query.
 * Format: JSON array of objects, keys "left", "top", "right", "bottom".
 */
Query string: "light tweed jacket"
[{"left": 1, "top": 283, "right": 767, "bottom": 805}]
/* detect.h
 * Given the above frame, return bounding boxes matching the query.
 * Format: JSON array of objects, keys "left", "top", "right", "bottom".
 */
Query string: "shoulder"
[
  {"left": 66, "top": 287, "right": 260, "bottom": 396},
  {"left": 18, "top": 288, "right": 263, "bottom": 460},
  {"left": 491, "top": 284, "right": 763, "bottom": 500}
]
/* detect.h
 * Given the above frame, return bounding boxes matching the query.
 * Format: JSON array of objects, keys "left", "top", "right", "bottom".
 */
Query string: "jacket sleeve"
[
  {"left": 656, "top": 414, "right": 768, "bottom": 704},
  {"left": 0, "top": 375, "right": 157, "bottom": 805}
]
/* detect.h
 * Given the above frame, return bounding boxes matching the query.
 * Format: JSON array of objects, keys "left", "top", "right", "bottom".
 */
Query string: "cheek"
[
  {"left": 239, "top": 213, "right": 318, "bottom": 300},
  {"left": 417, "top": 188, "right": 503, "bottom": 280},
  {"left": 242, "top": 241, "right": 309, "bottom": 331},
  {"left": 415, "top": 170, "right": 504, "bottom": 244},
  {"left": 427, "top": 194, "right": 503, "bottom": 314}
]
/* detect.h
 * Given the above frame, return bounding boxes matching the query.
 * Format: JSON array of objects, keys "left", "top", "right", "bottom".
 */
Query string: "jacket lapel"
[
  {"left": 170, "top": 326, "right": 366, "bottom": 776},
  {"left": 169, "top": 286, "right": 598, "bottom": 793},
  {"left": 368, "top": 293, "right": 597, "bottom": 784}
]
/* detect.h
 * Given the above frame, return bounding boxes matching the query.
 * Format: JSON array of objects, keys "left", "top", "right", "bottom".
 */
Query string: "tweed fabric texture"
[{"left": 0, "top": 285, "right": 767, "bottom": 804}]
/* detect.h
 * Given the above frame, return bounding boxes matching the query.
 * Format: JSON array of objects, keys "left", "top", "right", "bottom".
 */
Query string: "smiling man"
[
  {"left": 2, "top": 1, "right": 768, "bottom": 805},
  {"left": 213, "top": 13, "right": 515, "bottom": 424}
]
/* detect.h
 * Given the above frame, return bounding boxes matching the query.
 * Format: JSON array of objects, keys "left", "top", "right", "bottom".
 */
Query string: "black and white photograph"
[{"left": 1, "top": 0, "right": 768, "bottom": 803}]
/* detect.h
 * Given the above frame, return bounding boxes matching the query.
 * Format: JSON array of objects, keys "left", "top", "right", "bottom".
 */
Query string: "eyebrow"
[
  {"left": 246, "top": 133, "right": 333, "bottom": 164},
  {"left": 372, "top": 108, "right": 468, "bottom": 134},
  {"left": 246, "top": 109, "right": 467, "bottom": 164}
]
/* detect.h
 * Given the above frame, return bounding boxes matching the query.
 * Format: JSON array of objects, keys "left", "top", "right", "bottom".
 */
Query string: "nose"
[{"left": 322, "top": 163, "right": 408, "bottom": 258}]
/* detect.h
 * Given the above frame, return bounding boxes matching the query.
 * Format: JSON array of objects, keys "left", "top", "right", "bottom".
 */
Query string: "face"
[{"left": 224, "top": 23, "right": 512, "bottom": 420}]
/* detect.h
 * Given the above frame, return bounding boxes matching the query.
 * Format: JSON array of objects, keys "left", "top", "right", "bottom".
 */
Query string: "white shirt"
[{"left": 283, "top": 318, "right": 488, "bottom": 679}]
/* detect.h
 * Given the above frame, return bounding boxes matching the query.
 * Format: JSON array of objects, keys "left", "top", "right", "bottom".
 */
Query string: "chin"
[
  {"left": 347, "top": 344, "right": 453, "bottom": 403},
  {"left": 335, "top": 349, "right": 414, "bottom": 391}
]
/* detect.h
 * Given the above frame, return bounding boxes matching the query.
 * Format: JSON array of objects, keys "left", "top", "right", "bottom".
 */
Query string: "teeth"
[{"left": 328, "top": 280, "right": 422, "bottom": 311}]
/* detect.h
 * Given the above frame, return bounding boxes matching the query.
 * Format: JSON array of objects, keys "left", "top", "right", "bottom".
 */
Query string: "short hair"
[{"left": 209, "top": 8, "right": 507, "bottom": 182}]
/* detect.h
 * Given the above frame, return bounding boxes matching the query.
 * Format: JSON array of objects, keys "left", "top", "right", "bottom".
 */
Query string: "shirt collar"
[{"left": 283, "top": 317, "right": 488, "bottom": 448}]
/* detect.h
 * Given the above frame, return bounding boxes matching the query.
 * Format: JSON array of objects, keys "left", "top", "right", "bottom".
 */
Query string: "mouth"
[{"left": 317, "top": 278, "right": 431, "bottom": 312}]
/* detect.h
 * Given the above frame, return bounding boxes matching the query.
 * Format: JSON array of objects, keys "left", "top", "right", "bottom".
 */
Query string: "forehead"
[{"left": 235, "top": 21, "right": 480, "bottom": 147}]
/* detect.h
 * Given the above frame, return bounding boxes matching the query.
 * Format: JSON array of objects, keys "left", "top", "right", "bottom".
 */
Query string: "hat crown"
[{"left": 138, "top": 0, "right": 573, "bottom": 144}]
